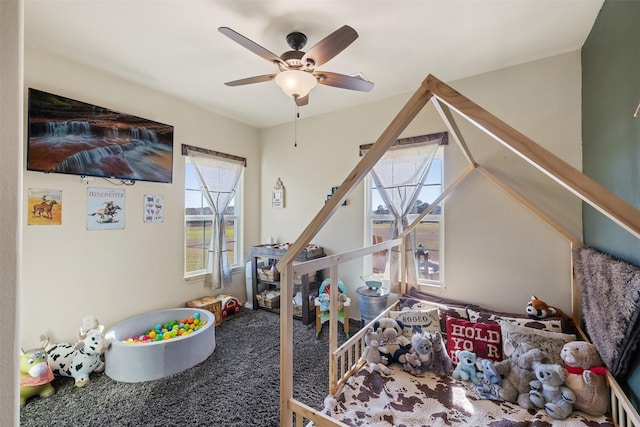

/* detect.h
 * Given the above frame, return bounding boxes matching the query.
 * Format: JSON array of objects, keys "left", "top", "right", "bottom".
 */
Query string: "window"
[
  {"left": 184, "top": 157, "right": 243, "bottom": 278},
  {"left": 366, "top": 139, "right": 444, "bottom": 286}
]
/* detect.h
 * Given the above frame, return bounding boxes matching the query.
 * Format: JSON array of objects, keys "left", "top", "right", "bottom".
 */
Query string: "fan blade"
[
  {"left": 295, "top": 95, "right": 309, "bottom": 107},
  {"left": 314, "top": 71, "right": 374, "bottom": 92},
  {"left": 301, "top": 25, "right": 358, "bottom": 68},
  {"left": 219, "top": 27, "right": 286, "bottom": 67},
  {"left": 224, "top": 74, "right": 276, "bottom": 87}
]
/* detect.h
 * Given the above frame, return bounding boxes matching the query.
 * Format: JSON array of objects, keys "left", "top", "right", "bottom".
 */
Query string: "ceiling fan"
[{"left": 218, "top": 25, "right": 374, "bottom": 106}]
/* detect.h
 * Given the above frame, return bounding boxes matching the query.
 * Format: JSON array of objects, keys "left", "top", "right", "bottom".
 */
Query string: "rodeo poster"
[
  {"left": 87, "top": 187, "right": 125, "bottom": 230},
  {"left": 28, "top": 188, "right": 62, "bottom": 225}
]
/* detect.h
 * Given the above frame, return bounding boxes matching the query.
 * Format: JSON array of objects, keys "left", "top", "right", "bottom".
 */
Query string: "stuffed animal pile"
[
  {"left": 370, "top": 318, "right": 420, "bottom": 373},
  {"left": 360, "top": 304, "right": 610, "bottom": 422},
  {"left": 494, "top": 340, "right": 550, "bottom": 408}
]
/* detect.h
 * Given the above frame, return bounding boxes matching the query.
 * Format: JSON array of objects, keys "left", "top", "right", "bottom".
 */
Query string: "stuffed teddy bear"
[
  {"left": 19, "top": 346, "right": 55, "bottom": 407},
  {"left": 494, "top": 339, "right": 551, "bottom": 408},
  {"left": 560, "top": 341, "right": 609, "bottom": 416},
  {"left": 429, "top": 331, "right": 453, "bottom": 375},
  {"left": 452, "top": 350, "right": 480, "bottom": 382},
  {"left": 362, "top": 327, "right": 391, "bottom": 375},
  {"left": 529, "top": 363, "right": 576, "bottom": 420},
  {"left": 410, "top": 332, "right": 434, "bottom": 374}
]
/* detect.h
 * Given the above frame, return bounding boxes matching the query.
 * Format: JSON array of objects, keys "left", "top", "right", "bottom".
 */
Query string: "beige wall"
[
  {"left": 20, "top": 48, "right": 262, "bottom": 349},
  {"left": 5, "top": 28, "right": 582, "bottom": 421},
  {"left": 259, "top": 51, "right": 582, "bottom": 317}
]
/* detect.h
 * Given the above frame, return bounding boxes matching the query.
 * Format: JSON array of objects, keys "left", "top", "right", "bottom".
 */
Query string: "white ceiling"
[{"left": 24, "top": 0, "right": 603, "bottom": 129}]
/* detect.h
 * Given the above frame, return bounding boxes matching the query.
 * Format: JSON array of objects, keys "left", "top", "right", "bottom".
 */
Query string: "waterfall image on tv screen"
[{"left": 27, "top": 88, "right": 174, "bottom": 183}]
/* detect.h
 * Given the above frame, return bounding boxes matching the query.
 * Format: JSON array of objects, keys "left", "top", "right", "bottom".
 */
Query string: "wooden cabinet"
[{"left": 250, "top": 245, "right": 324, "bottom": 325}]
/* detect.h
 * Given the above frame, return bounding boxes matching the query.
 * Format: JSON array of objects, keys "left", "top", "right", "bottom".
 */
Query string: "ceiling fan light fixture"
[{"left": 275, "top": 70, "right": 317, "bottom": 99}]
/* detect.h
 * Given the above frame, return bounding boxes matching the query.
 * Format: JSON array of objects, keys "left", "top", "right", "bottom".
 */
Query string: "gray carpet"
[{"left": 20, "top": 308, "right": 359, "bottom": 427}]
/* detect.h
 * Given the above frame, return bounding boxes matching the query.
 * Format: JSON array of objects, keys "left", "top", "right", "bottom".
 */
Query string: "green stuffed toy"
[
  {"left": 560, "top": 341, "right": 609, "bottom": 416},
  {"left": 19, "top": 347, "right": 55, "bottom": 407}
]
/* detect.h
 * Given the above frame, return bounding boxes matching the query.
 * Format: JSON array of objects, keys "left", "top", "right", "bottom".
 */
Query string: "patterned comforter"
[{"left": 320, "top": 365, "right": 613, "bottom": 427}]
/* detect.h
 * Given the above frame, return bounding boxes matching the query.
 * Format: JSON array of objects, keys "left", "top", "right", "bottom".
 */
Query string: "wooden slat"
[
  {"left": 432, "top": 98, "right": 477, "bottom": 167},
  {"left": 280, "top": 263, "right": 294, "bottom": 427},
  {"left": 328, "top": 267, "right": 339, "bottom": 394},
  {"left": 276, "top": 79, "right": 434, "bottom": 270},
  {"left": 292, "top": 239, "right": 403, "bottom": 276},
  {"left": 289, "top": 399, "right": 351, "bottom": 427},
  {"left": 426, "top": 74, "right": 640, "bottom": 240}
]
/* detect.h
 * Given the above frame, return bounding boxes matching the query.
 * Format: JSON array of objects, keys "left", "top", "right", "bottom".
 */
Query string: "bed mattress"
[{"left": 320, "top": 365, "right": 613, "bottom": 427}]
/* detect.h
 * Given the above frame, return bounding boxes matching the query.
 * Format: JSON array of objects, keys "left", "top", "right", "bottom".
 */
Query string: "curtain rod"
[
  {"left": 181, "top": 144, "right": 247, "bottom": 167},
  {"left": 359, "top": 131, "right": 448, "bottom": 156}
]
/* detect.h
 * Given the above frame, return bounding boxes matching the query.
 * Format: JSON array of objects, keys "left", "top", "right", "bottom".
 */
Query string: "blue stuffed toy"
[
  {"left": 479, "top": 358, "right": 502, "bottom": 385},
  {"left": 452, "top": 350, "right": 480, "bottom": 383}
]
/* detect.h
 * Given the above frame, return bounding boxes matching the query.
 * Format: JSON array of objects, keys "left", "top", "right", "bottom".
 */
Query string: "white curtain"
[
  {"left": 186, "top": 147, "right": 243, "bottom": 289},
  {"left": 369, "top": 140, "right": 440, "bottom": 287}
]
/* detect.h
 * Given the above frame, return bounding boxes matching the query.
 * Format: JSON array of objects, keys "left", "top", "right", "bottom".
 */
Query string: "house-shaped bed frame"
[{"left": 275, "top": 74, "right": 640, "bottom": 427}]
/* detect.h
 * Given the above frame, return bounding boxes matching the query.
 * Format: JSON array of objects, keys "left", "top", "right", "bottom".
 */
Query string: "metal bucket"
[{"left": 356, "top": 286, "right": 389, "bottom": 327}]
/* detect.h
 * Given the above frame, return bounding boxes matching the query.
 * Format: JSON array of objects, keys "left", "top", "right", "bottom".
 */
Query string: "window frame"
[
  {"left": 184, "top": 156, "right": 244, "bottom": 280},
  {"left": 364, "top": 144, "right": 445, "bottom": 288}
]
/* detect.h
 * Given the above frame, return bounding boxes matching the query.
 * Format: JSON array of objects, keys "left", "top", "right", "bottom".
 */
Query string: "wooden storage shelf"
[{"left": 250, "top": 245, "right": 324, "bottom": 325}]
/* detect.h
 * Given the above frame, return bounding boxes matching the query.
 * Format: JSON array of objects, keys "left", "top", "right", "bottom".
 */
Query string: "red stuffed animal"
[{"left": 525, "top": 295, "right": 570, "bottom": 320}]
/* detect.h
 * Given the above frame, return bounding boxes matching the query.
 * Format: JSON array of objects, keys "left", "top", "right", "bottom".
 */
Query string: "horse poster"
[
  {"left": 28, "top": 188, "right": 62, "bottom": 225},
  {"left": 87, "top": 187, "right": 125, "bottom": 230}
]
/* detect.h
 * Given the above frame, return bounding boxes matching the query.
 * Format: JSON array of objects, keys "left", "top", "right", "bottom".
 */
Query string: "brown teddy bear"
[{"left": 560, "top": 341, "right": 609, "bottom": 416}]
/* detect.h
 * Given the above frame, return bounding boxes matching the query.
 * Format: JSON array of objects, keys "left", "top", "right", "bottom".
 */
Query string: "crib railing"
[
  {"left": 329, "top": 301, "right": 400, "bottom": 394},
  {"left": 284, "top": 239, "right": 404, "bottom": 427}
]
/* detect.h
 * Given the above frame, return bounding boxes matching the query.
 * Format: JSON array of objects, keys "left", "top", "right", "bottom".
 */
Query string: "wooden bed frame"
[{"left": 275, "top": 74, "right": 640, "bottom": 427}]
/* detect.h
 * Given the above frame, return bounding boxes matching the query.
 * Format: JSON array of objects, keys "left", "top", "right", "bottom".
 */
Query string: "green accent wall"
[{"left": 582, "top": 0, "right": 640, "bottom": 406}]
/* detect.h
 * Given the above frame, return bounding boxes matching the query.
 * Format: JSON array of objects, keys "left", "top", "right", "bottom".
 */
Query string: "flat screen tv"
[{"left": 27, "top": 88, "right": 174, "bottom": 183}]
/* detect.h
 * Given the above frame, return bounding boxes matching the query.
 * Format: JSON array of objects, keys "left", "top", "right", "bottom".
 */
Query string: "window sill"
[{"left": 184, "top": 265, "right": 244, "bottom": 284}]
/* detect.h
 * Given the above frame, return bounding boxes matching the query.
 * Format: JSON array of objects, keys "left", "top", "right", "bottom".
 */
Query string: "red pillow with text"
[{"left": 446, "top": 316, "right": 502, "bottom": 366}]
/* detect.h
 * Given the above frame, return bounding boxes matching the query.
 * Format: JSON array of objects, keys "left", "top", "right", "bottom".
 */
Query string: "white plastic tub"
[{"left": 104, "top": 308, "right": 215, "bottom": 383}]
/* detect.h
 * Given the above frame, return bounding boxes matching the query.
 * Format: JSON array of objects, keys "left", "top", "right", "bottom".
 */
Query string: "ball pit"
[
  {"left": 104, "top": 308, "right": 215, "bottom": 383},
  {"left": 123, "top": 312, "right": 207, "bottom": 344}
]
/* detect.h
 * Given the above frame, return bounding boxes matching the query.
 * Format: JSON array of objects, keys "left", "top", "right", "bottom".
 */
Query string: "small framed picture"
[
  {"left": 272, "top": 178, "right": 285, "bottom": 208},
  {"left": 144, "top": 195, "right": 164, "bottom": 223}
]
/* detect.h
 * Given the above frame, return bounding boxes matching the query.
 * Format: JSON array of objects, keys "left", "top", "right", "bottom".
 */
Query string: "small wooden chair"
[{"left": 315, "top": 279, "right": 350, "bottom": 338}]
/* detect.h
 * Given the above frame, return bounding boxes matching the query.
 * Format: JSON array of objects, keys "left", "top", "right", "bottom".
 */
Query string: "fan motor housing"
[{"left": 286, "top": 32, "right": 307, "bottom": 50}]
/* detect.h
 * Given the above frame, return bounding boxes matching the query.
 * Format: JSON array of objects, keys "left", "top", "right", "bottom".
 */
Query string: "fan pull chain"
[{"left": 294, "top": 102, "right": 299, "bottom": 147}]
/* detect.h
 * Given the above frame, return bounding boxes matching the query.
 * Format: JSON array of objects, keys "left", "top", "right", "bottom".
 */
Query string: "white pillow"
[
  {"left": 499, "top": 320, "right": 576, "bottom": 365},
  {"left": 389, "top": 308, "right": 440, "bottom": 338}
]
